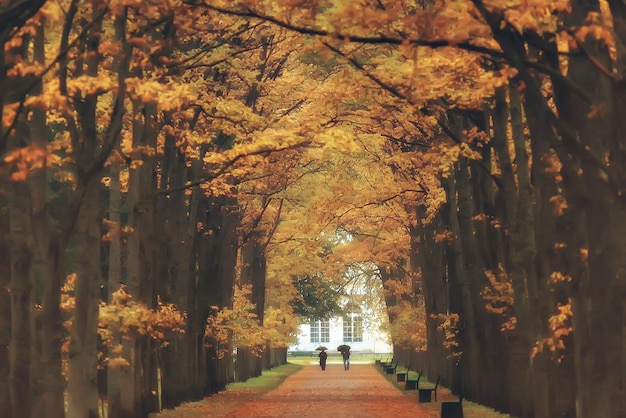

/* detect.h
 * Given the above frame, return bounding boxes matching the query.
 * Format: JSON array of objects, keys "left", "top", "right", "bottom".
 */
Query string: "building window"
[
  {"left": 321, "top": 319, "right": 329, "bottom": 342},
  {"left": 343, "top": 314, "right": 363, "bottom": 342},
  {"left": 343, "top": 315, "right": 352, "bottom": 342},
  {"left": 353, "top": 315, "right": 363, "bottom": 342},
  {"left": 310, "top": 319, "right": 330, "bottom": 343}
]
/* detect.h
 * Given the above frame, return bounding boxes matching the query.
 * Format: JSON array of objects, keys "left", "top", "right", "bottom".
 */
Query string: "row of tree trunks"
[
  {"left": 237, "top": 236, "right": 268, "bottom": 381},
  {"left": 0, "top": 5, "right": 283, "bottom": 418},
  {"left": 408, "top": 89, "right": 581, "bottom": 417},
  {"left": 202, "top": 196, "right": 240, "bottom": 394}
]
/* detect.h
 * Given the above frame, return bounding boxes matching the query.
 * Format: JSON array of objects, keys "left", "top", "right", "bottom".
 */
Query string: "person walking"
[
  {"left": 340, "top": 348, "right": 350, "bottom": 371},
  {"left": 319, "top": 349, "right": 328, "bottom": 371}
]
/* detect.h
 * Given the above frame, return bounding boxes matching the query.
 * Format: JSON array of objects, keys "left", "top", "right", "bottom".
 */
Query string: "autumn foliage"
[{"left": 2, "top": 1, "right": 626, "bottom": 418}]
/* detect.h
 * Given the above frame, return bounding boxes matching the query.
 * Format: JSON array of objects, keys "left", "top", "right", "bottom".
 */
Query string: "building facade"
[{"left": 288, "top": 309, "right": 392, "bottom": 354}]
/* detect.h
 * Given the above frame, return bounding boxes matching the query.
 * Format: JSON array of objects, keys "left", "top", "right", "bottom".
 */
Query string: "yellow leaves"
[
  {"left": 542, "top": 153, "right": 563, "bottom": 182},
  {"left": 384, "top": 278, "right": 414, "bottom": 299},
  {"left": 485, "top": 0, "right": 570, "bottom": 34},
  {"left": 6, "top": 62, "right": 45, "bottom": 79},
  {"left": 67, "top": 74, "right": 118, "bottom": 99},
  {"left": 60, "top": 275, "right": 185, "bottom": 352},
  {"left": 314, "top": 126, "right": 360, "bottom": 155},
  {"left": 101, "top": 219, "right": 134, "bottom": 242},
  {"left": 106, "top": 357, "right": 131, "bottom": 370},
  {"left": 2, "top": 102, "right": 20, "bottom": 129},
  {"left": 532, "top": 299, "right": 573, "bottom": 362},
  {"left": 549, "top": 271, "right": 572, "bottom": 285},
  {"left": 126, "top": 78, "right": 197, "bottom": 111},
  {"left": 422, "top": 186, "right": 446, "bottom": 225},
  {"left": 430, "top": 313, "right": 462, "bottom": 359},
  {"left": 211, "top": 97, "right": 266, "bottom": 134},
  {"left": 549, "top": 194, "right": 568, "bottom": 216},
  {"left": 61, "top": 273, "right": 77, "bottom": 315},
  {"left": 3, "top": 144, "right": 47, "bottom": 181},
  {"left": 574, "top": 12, "right": 615, "bottom": 48},
  {"left": 433, "top": 143, "right": 480, "bottom": 178},
  {"left": 480, "top": 264, "right": 516, "bottom": 331},
  {"left": 205, "top": 284, "right": 265, "bottom": 358},
  {"left": 388, "top": 301, "right": 427, "bottom": 352},
  {"left": 17, "top": 80, "right": 72, "bottom": 117},
  {"left": 434, "top": 230, "right": 454, "bottom": 243},
  {"left": 98, "top": 287, "right": 186, "bottom": 347}
]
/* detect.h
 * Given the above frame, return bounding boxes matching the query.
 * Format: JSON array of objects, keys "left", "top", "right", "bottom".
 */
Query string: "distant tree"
[{"left": 291, "top": 274, "right": 344, "bottom": 320}]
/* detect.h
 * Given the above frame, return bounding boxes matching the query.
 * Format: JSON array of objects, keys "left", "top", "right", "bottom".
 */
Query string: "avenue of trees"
[{"left": 1, "top": 1, "right": 626, "bottom": 418}]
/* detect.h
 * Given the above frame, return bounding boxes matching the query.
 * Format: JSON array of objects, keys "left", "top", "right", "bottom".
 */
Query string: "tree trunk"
[
  {"left": 201, "top": 196, "right": 239, "bottom": 394},
  {"left": 107, "top": 159, "right": 123, "bottom": 418},
  {"left": 8, "top": 180, "right": 32, "bottom": 418},
  {"left": 238, "top": 236, "right": 267, "bottom": 380},
  {"left": 67, "top": 7, "right": 103, "bottom": 414},
  {"left": 67, "top": 182, "right": 101, "bottom": 418},
  {"left": 159, "top": 137, "right": 198, "bottom": 408},
  {"left": 0, "top": 197, "right": 11, "bottom": 415},
  {"left": 491, "top": 87, "right": 534, "bottom": 418},
  {"left": 413, "top": 206, "right": 448, "bottom": 384},
  {"left": 561, "top": 2, "right": 620, "bottom": 416}
]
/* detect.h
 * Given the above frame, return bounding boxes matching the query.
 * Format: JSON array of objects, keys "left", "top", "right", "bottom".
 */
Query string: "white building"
[
  {"left": 289, "top": 298, "right": 393, "bottom": 354},
  {"left": 289, "top": 314, "right": 392, "bottom": 353}
]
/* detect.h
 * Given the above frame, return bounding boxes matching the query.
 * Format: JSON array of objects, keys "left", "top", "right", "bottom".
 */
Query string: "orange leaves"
[
  {"left": 6, "top": 62, "right": 45, "bottom": 79},
  {"left": 485, "top": 0, "right": 571, "bottom": 34},
  {"left": 60, "top": 276, "right": 185, "bottom": 369},
  {"left": 549, "top": 271, "right": 572, "bottom": 285},
  {"left": 532, "top": 299, "right": 573, "bottom": 362},
  {"left": 263, "top": 307, "right": 298, "bottom": 348},
  {"left": 388, "top": 300, "right": 428, "bottom": 352},
  {"left": 126, "top": 78, "right": 197, "bottom": 111},
  {"left": 549, "top": 194, "right": 568, "bottom": 216},
  {"left": 67, "top": 74, "right": 118, "bottom": 98},
  {"left": 432, "top": 143, "right": 482, "bottom": 178},
  {"left": 574, "top": 12, "right": 615, "bottom": 47},
  {"left": 3, "top": 144, "right": 47, "bottom": 181},
  {"left": 61, "top": 273, "right": 78, "bottom": 316},
  {"left": 101, "top": 219, "right": 134, "bottom": 242},
  {"left": 430, "top": 312, "right": 462, "bottom": 359},
  {"left": 480, "top": 264, "right": 516, "bottom": 331},
  {"left": 384, "top": 278, "right": 414, "bottom": 299},
  {"left": 205, "top": 284, "right": 265, "bottom": 358},
  {"left": 107, "top": 357, "right": 131, "bottom": 370},
  {"left": 97, "top": 286, "right": 186, "bottom": 347}
]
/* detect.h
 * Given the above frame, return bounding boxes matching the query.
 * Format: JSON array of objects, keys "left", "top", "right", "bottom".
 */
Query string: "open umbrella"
[
  {"left": 316, "top": 346, "right": 328, "bottom": 351},
  {"left": 337, "top": 344, "right": 351, "bottom": 353}
]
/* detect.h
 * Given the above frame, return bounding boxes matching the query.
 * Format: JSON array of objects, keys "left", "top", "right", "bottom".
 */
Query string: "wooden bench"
[
  {"left": 288, "top": 351, "right": 316, "bottom": 357},
  {"left": 418, "top": 375, "right": 440, "bottom": 402},
  {"left": 404, "top": 369, "right": 422, "bottom": 390},
  {"left": 385, "top": 360, "right": 399, "bottom": 374},
  {"left": 441, "top": 392, "right": 463, "bottom": 418},
  {"left": 396, "top": 364, "right": 411, "bottom": 383},
  {"left": 380, "top": 357, "right": 393, "bottom": 368}
]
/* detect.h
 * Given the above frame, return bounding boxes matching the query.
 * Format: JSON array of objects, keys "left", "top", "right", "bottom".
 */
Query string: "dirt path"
[
  {"left": 225, "top": 361, "right": 435, "bottom": 418},
  {"left": 157, "top": 360, "right": 512, "bottom": 418}
]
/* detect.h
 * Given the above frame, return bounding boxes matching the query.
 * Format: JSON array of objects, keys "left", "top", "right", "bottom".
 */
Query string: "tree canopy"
[{"left": 2, "top": 1, "right": 626, "bottom": 417}]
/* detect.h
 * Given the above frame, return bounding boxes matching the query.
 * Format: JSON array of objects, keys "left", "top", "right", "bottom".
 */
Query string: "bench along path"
[{"left": 224, "top": 361, "right": 437, "bottom": 418}]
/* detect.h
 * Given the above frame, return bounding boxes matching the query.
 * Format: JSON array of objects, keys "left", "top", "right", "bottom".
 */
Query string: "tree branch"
[{"left": 186, "top": 2, "right": 505, "bottom": 58}]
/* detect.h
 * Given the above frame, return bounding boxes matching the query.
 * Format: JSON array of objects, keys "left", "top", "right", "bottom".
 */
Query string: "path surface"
[
  {"left": 224, "top": 360, "right": 439, "bottom": 418},
  {"left": 157, "top": 360, "right": 513, "bottom": 418}
]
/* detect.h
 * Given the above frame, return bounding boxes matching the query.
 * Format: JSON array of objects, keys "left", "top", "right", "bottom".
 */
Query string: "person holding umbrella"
[
  {"left": 337, "top": 345, "right": 351, "bottom": 371},
  {"left": 317, "top": 346, "right": 328, "bottom": 371}
]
